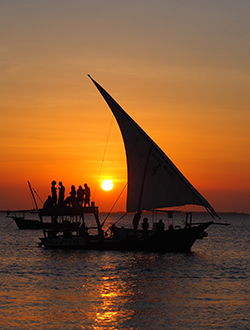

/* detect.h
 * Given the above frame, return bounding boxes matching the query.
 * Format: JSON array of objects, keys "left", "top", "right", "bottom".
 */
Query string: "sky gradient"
[{"left": 1, "top": 0, "right": 250, "bottom": 213}]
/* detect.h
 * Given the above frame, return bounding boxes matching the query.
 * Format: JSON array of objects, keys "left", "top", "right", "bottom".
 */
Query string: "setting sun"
[{"left": 101, "top": 180, "right": 114, "bottom": 191}]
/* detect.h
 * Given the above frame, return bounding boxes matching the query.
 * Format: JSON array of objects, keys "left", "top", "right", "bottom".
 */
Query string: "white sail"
[{"left": 89, "top": 75, "right": 218, "bottom": 218}]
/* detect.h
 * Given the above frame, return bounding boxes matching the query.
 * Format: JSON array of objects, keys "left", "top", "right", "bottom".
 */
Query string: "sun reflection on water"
[
  {"left": 94, "top": 275, "right": 129, "bottom": 329},
  {"left": 80, "top": 255, "right": 134, "bottom": 329}
]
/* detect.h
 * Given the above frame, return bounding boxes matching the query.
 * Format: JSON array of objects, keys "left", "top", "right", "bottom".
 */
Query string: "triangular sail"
[{"left": 89, "top": 75, "right": 218, "bottom": 218}]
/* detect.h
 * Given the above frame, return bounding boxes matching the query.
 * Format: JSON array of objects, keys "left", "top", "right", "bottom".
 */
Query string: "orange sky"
[{"left": 0, "top": 1, "right": 250, "bottom": 213}]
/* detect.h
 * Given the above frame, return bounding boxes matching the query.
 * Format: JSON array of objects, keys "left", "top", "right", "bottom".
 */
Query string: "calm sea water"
[{"left": 0, "top": 211, "right": 250, "bottom": 330}]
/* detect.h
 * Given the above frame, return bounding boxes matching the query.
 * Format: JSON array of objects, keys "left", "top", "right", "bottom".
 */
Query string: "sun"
[{"left": 101, "top": 180, "right": 114, "bottom": 191}]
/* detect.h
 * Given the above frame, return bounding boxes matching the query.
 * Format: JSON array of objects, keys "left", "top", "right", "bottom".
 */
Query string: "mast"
[
  {"left": 28, "top": 181, "right": 39, "bottom": 210},
  {"left": 27, "top": 181, "right": 45, "bottom": 235}
]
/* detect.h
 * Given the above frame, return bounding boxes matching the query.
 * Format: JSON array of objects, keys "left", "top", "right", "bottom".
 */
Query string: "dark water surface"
[{"left": 0, "top": 212, "right": 250, "bottom": 329}]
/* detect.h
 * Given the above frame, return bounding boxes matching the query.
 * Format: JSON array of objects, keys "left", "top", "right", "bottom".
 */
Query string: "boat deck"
[{"left": 39, "top": 204, "right": 99, "bottom": 217}]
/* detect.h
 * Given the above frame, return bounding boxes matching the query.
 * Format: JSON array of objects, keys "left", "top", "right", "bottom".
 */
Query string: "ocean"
[{"left": 0, "top": 211, "right": 250, "bottom": 330}]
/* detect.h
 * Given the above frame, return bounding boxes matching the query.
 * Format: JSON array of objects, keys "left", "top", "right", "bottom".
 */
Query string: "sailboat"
[
  {"left": 39, "top": 76, "right": 219, "bottom": 252},
  {"left": 6, "top": 182, "right": 58, "bottom": 230}
]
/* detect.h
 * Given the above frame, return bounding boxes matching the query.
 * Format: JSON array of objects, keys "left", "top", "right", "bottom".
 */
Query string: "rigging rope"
[
  {"left": 103, "top": 211, "right": 128, "bottom": 235},
  {"left": 101, "top": 182, "right": 128, "bottom": 227},
  {"left": 113, "top": 211, "right": 128, "bottom": 226},
  {"left": 93, "top": 116, "right": 114, "bottom": 200},
  {"left": 102, "top": 144, "right": 151, "bottom": 227},
  {"left": 33, "top": 188, "right": 44, "bottom": 205},
  {"left": 28, "top": 182, "right": 43, "bottom": 209}
]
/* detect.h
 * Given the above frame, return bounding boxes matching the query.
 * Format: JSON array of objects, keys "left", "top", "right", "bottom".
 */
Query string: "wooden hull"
[
  {"left": 12, "top": 217, "right": 80, "bottom": 231},
  {"left": 39, "top": 222, "right": 213, "bottom": 253},
  {"left": 12, "top": 217, "right": 45, "bottom": 230}
]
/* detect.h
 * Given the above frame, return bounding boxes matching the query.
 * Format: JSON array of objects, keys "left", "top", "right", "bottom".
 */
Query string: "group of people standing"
[{"left": 44, "top": 180, "right": 91, "bottom": 209}]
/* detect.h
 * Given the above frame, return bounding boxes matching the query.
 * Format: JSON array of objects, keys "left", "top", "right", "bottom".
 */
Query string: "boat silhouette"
[{"left": 38, "top": 76, "right": 219, "bottom": 252}]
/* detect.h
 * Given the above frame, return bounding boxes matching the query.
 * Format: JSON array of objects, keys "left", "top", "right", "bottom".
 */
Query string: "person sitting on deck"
[
  {"left": 109, "top": 224, "right": 119, "bottom": 240},
  {"left": 119, "top": 226, "right": 127, "bottom": 241},
  {"left": 142, "top": 217, "right": 149, "bottom": 238},
  {"left": 76, "top": 185, "right": 85, "bottom": 207},
  {"left": 156, "top": 219, "right": 165, "bottom": 231},
  {"left": 83, "top": 183, "right": 91, "bottom": 207},
  {"left": 65, "top": 185, "right": 76, "bottom": 207},
  {"left": 43, "top": 195, "right": 53, "bottom": 209},
  {"left": 79, "top": 221, "right": 88, "bottom": 237},
  {"left": 168, "top": 224, "right": 174, "bottom": 231}
]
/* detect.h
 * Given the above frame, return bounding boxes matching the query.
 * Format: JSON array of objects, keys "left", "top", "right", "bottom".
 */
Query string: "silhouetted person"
[
  {"left": 76, "top": 185, "right": 84, "bottom": 206},
  {"left": 79, "top": 221, "right": 88, "bottom": 237},
  {"left": 58, "top": 181, "right": 65, "bottom": 207},
  {"left": 168, "top": 224, "right": 174, "bottom": 231},
  {"left": 133, "top": 210, "right": 142, "bottom": 238},
  {"left": 156, "top": 219, "right": 165, "bottom": 231},
  {"left": 142, "top": 217, "right": 149, "bottom": 238},
  {"left": 119, "top": 226, "right": 127, "bottom": 241},
  {"left": 69, "top": 185, "right": 76, "bottom": 207},
  {"left": 84, "top": 183, "right": 91, "bottom": 207},
  {"left": 51, "top": 180, "right": 57, "bottom": 206},
  {"left": 43, "top": 195, "right": 53, "bottom": 209},
  {"left": 109, "top": 224, "right": 119, "bottom": 240}
]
